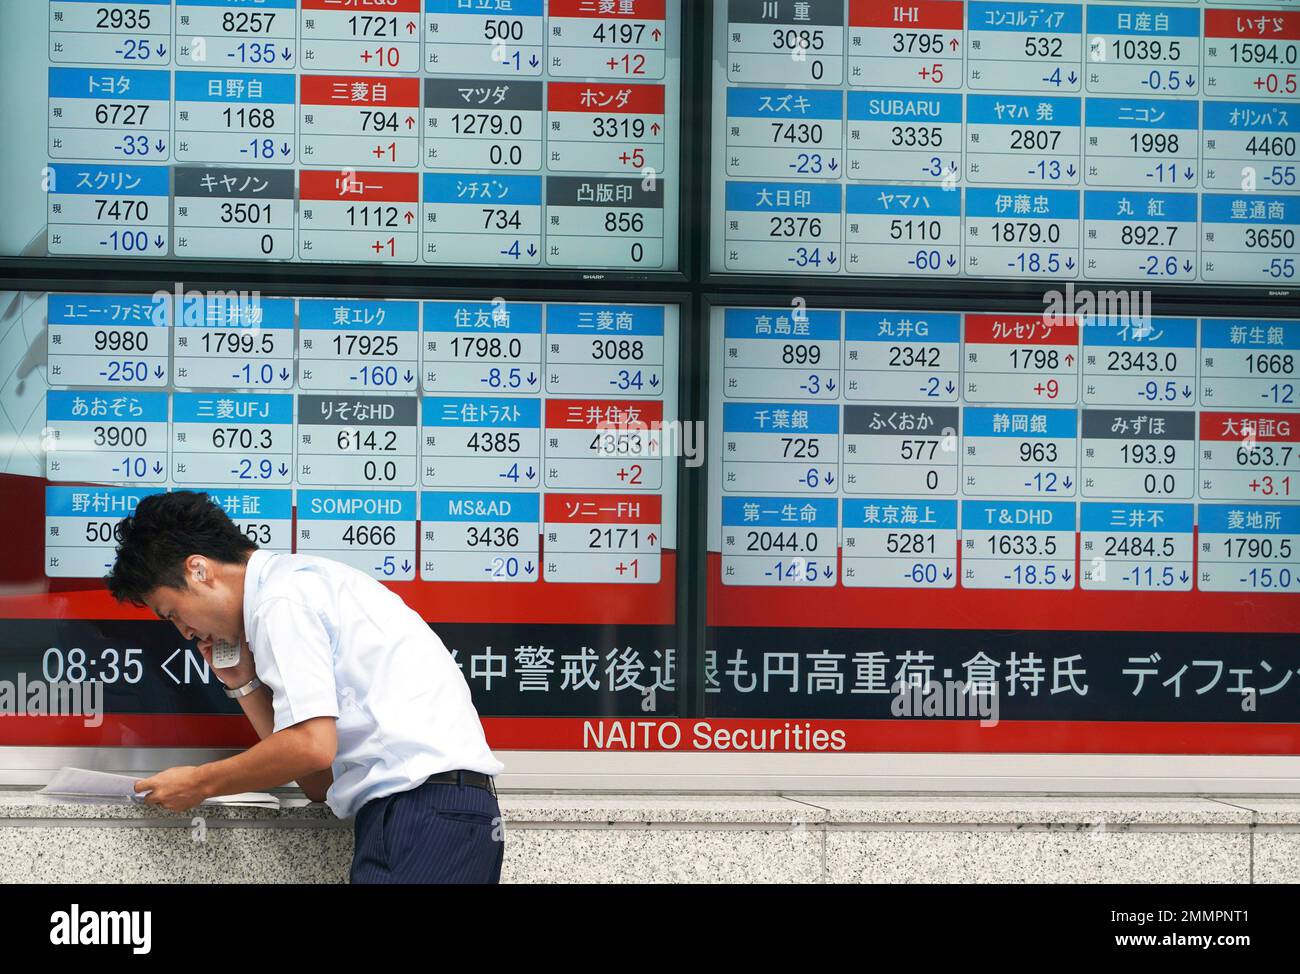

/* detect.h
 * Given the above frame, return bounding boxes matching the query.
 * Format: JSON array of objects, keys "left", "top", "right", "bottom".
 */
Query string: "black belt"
[{"left": 422, "top": 770, "right": 497, "bottom": 797}]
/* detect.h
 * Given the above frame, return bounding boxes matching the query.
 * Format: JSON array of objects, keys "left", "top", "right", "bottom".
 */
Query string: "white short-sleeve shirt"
[{"left": 241, "top": 549, "right": 504, "bottom": 819}]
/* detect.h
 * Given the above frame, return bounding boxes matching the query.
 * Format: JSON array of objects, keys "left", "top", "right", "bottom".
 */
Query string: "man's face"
[{"left": 144, "top": 572, "right": 240, "bottom": 648}]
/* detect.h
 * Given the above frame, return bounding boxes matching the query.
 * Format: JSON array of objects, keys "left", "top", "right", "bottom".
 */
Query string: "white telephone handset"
[{"left": 212, "top": 639, "right": 241, "bottom": 669}]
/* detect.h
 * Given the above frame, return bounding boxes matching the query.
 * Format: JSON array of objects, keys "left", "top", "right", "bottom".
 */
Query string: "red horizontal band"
[{"left": 4, "top": 715, "right": 1297, "bottom": 755}]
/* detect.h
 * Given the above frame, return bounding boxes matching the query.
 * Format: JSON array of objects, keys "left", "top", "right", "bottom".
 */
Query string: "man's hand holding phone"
[{"left": 198, "top": 636, "right": 255, "bottom": 689}]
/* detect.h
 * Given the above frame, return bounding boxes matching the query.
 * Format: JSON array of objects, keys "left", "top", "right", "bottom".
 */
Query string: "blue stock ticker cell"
[
  {"left": 296, "top": 489, "right": 418, "bottom": 582},
  {"left": 44, "top": 485, "right": 167, "bottom": 578},
  {"left": 24, "top": 294, "right": 681, "bottom": 586},
  {"left": 707, "top": 307, "right": 1299, "bottom": 596},
  {"left": 711, "top": 2, "right": 1300, "bottom": 285},
  {"left": 45, "top": 293, "right": 170, "bottom": 388},
  {"left": 169, "top": 391, "right": 295, "bottom": 487},
  {"left": 33, "top": 1, "right": 683, "bottom": 271},
  {"left": 172, "top": 294, "right": 296, "bottom": 390}
]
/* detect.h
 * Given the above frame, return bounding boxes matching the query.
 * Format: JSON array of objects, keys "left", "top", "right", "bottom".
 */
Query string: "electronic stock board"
[
  {"left": 0, "top": 289, "right": 684, "bottom": 749},
  {"left": 710, "top": 0, "right": 1300, "bottom": 290},
  {"left": 0, "top": 0, "right": 1296, "bottom": 760},
  {"left": 0, "top": 0, "right": 683, "bottom": 276},
  {"left": 704, "top": 300, "right": 1300, "bottom": 753}
]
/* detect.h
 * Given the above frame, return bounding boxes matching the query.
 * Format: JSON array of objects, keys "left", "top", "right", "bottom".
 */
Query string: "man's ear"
[{"left": 186, "top": 555, "right": 210, "bottom": 585}]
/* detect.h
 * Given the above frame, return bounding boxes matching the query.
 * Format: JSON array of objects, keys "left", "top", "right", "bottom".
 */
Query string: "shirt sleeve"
[{"left": 249, "top": 596, "right": 340, "bottom": 733}]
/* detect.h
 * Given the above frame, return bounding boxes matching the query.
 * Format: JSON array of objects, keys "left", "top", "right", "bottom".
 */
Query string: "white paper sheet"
[{"left": 39, "top": 767, "right": 280, "bottom": 809}]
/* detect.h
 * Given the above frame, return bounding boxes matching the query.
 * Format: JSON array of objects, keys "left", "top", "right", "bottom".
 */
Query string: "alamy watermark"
[
  {"left": 50, "top": 904, "right": 150, "bottom": 954},
  {"left": 150, "top": 283, "right": 265, "bottom": 328},
  {"left": 1044, "top": 283, "right": 1152, "bottom": 333},
  {"left": 591, "top": 412, "right": 704, "bottom": 467},
  {"left": 890, "top": 677, "right": 1000, "bottom": 727},
  {"left": 0, "top": 676, "right": 102, "bottom": 727}
]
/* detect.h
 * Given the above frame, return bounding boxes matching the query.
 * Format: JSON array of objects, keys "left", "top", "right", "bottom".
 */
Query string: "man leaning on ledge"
[{"left": 104, "top": 490, "right": 506, "bottom": 884}]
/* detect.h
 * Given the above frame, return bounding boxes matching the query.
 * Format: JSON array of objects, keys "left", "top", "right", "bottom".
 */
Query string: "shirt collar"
[{"left": 242, "top": 548, "right": 274, "bottom": 640}]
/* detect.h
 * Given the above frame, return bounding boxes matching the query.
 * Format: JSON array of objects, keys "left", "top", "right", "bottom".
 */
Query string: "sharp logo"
[{"left": 49, "top": 904, "right": 151, "bottom": 954}]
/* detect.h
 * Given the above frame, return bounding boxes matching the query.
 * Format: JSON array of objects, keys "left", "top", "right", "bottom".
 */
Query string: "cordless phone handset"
[{"left": 212, "top": 639, "right": 241, "bottom": 669}]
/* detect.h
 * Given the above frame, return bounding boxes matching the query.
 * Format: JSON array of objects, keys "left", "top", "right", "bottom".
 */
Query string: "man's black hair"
[{"left": 105, "top": 491, "right": 257, "bottom": 606}]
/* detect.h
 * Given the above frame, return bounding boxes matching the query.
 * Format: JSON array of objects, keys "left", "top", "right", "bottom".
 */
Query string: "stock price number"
[
  {"left": 451, "top": 336, "right": 523, "bottom": 359},
  {"left": 202, "top": 331, "right": 276, "bottom": 354},
  {"left": 467, "top": 525, "right": 519, "bottom": 547},
  {"left": 333, "top": 334, "right": 400, "bottom": 356},
  {"left": 239, "top": 522, "right": 274, "bottom": 545},
  {"left": 337, "top": 429, "right": 398, "bottom": 452},
  {"left": 341, "top": 524, "right": 397, "bottom": 546},
  {"left": 1105, "top": 534, "right": 1177, "bottom": 558},
  {"left": 466, "top": 431, "right": 521, "bottom": 454},
  {"left": 746, "top": 529, "right": 817, "bottom": 553},
  {"left": 211, "top": 427, "right": 274, "bottom": 450}
]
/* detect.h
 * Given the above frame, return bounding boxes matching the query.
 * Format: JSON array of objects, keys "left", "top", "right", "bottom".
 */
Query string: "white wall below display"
[{"left": 3, "top": 790, "right": 1300, "bottom": 884}]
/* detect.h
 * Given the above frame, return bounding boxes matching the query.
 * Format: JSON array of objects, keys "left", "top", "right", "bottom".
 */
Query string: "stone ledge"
[
  {"left": 3, "top": 790, "right": 1299, "bottom": 882},
  {"left": 0, "top": 790, "right": 335, "bottom": 822},
  {"left": 787, "top": 795, "right": 1261, "bottom": 825},
  {"left": 494, "top": 793, "right": 1299, "bottom": 827}
]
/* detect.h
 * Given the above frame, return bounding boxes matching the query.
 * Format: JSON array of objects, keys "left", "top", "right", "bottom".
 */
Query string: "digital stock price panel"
[
  {"left": 0, "top": 0, "right": 682, "bottom": 273},
  {"left": 711, "top": 0, "right": 1300, "bottom": 287},
  {"left": 0, "top": 291, "right": 681, "bottom": 748},
  {"left": 705, "top": 303, "right": 1300, "bottom": 753}
]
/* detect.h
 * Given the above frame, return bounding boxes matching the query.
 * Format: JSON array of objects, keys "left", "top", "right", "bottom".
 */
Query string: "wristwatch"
[{"left": 224, "top": 676, "right": 263, "bottom": 699}]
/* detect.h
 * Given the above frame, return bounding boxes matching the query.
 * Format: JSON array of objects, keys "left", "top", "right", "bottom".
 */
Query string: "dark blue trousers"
[{"left": 350, "top": 776, "right": 504, "bottom": 884}]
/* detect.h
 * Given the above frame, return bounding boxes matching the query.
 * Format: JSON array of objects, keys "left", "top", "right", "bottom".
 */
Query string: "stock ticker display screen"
[
  {"left": 0, "top": 0, "right": 682, "bottom": 272},
  {"left": 710, "top": 0, "right": 1300, "bottom": 286},
  {"left": 0, "top": 290, "right": 681, "bottom": 748},
  {"left": 703, "top": 302, "right": 1300, "bottom": 752},
  {"left": 0, "top": 0, "right": 1296, "bottom": 759}
]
